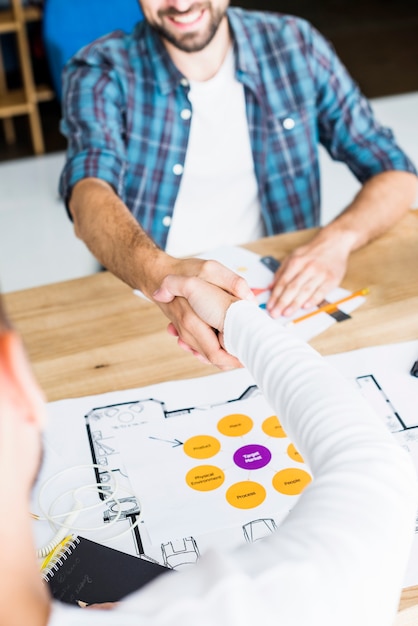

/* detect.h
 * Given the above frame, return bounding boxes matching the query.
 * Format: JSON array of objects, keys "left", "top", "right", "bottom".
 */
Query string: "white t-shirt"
[
  {"left": 48, "top": 301, "right": 417, "bottom": 626},
  {"left": 165, "top": 49, "right": 265, "bottom": 257}
]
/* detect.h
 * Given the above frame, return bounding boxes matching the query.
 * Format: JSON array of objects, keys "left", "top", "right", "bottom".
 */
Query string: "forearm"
[
  {"left": 69, "top": 178, "right": 170, "bottom": 297},
  {"left": 69, "top": 178, "right": 255, "bottom": 369},
  {"left": 317, "top": 170, "right": 418, "bottom": 253}
]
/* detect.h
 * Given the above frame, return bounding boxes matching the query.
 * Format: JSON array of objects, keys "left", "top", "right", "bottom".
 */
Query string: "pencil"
[{"left": 291, "top": 287, "right": 369, "bottom": 325}]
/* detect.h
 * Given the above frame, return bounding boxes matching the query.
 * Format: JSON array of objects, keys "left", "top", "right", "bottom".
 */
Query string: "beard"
[{"left": 150, "top": 2, "right": 227, "bottom": 53}]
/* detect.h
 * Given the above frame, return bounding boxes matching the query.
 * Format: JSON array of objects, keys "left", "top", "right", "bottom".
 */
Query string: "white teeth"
[{"left": 171, "top": 11, "right": 201, "bottom": 24}]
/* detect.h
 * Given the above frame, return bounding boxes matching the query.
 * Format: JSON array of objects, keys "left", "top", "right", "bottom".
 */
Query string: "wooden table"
[{"left": 4, "top": 210, "right": 418, "bottom": 611}]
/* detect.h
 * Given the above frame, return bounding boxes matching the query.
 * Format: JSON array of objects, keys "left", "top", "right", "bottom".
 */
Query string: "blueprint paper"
[
  {"left": 327, "top": 340, "right": 418, "bottom": 589},
  {"left": 32, "top": 340, "right": 418, "bottom": 588},
  {"left": 116, "top": 394, "right": 310, "bottom": 544}
]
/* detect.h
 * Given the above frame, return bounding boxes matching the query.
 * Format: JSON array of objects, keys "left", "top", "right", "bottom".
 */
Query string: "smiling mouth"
[{"left": 166, "top": 8, "right": 205, "bottom": 27}]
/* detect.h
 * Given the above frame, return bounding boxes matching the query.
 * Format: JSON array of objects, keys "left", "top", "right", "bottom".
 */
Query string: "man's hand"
[
  {"left": 154, "top": 273, "right": 238, "bottom": 331},
  {"left": 267, "top": 170, "right": 418, "bottom": 318},
  {"left": 153, "top": 271, "right": 251, "bottom": 370},
  {"left": 152, "top": 258, "right": 255, "bottom": 369},
  {"left": 266, "top": 234, "right": 351, "bottom": 318}
]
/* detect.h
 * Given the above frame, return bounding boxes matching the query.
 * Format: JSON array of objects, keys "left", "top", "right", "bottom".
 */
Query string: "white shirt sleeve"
[{"left": 48, "top": 300, "right": 418, "bottom": 626}]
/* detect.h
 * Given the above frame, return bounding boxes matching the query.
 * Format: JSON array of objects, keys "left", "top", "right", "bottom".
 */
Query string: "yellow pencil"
[{"left": 291, "top": 287, "right": 370, "bottom": 325}]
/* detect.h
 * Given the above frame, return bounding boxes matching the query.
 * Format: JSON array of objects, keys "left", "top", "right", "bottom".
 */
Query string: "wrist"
[
  {"left": 315, "top": 222, "right": 361, "bottom": 255},
  {"left": 134, "top": 247, "right": 177, "bottom": 298},
  {"left": 138, "top": 253, "right": 208, "bottom": 300}
]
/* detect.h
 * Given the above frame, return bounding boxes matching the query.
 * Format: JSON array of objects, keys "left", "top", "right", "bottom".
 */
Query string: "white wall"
[{"left": 0, "top": 153, "right": 99, "bottom": 292}]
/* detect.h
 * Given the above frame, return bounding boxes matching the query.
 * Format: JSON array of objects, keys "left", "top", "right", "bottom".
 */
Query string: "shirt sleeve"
[
  {"left": 303, "top": 21, "right": 417, "bottom": 181},
  {"left": 47, "top": 300, "right": 418, "bottom": 626},
  {"left": 59, "top": 38, "right": 129, "bottom": 211}
]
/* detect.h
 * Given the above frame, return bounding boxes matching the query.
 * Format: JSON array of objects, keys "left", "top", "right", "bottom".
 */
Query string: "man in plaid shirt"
[{"left": 60, "top": 1, "right": 417, "bottom": 368}]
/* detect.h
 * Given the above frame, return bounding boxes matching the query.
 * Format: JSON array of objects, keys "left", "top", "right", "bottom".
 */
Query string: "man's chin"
[{"left": 154, "top": 24, "right": 218, "bottom": 53}]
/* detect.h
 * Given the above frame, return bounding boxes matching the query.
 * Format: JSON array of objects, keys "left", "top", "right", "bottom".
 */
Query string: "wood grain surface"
[{"left": 4, "top": 210, "right": 418, "bottom": 611}]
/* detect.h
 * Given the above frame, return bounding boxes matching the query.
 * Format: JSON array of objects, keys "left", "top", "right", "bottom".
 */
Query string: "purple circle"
[{"left": 233, "top": 444, "right": 272, "bottom": 470}]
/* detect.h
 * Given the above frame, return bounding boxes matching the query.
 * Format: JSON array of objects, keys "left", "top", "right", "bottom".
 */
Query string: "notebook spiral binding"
[{"left": 41, "top": 536, "right": 80, "bottom": 581}]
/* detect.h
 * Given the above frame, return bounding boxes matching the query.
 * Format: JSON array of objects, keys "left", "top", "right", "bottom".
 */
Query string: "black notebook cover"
[{"left": 42, "top": 536, "right": 170, "bottom": 605}]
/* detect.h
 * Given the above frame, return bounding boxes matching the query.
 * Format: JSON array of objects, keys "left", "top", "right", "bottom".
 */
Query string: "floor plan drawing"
[
  {"left": 33, "top": 340, "right": 418, "bottom": 584},
  {"left": 83, "top": 384, "right": 308, "bottom": 566}
]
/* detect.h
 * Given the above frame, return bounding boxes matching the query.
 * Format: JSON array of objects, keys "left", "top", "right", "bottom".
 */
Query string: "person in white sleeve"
[{"left": 0, "top": 281, "right": 417, "bottom": 626}]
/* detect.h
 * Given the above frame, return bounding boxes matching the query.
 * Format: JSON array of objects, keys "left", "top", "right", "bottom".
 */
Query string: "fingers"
[
  {"left": 155, "top": 260, "right": 256, "bottom": 302},
  {"left": 268, "top": 271, "right": 329, "bottom": 318},
  {"left": 266, "top": 248, "right": 348, "bottom": 318},
  {"left": 158, "top": 297, "right": 242, "bottom": 370},
  {"left": 175, "top": 332, "right": 242, "bottom": 369},
  {"left": 154, "top": 275, "right": 236, "bottom": 333},
  {"left": 153, "top": 274, "right": 242, "bottom": 368},
  {"left": 167, "top": 324, "right": 210, "bottom": 362},
  {"left": 168, "top": 257, "right": 256, "bottom": 301},
  {"left": 152, "top": 259, "right": 257, "bottom": 367},
  {"left": 198, "top": 260, "right": 256, "bottom": 302},
  {"left": 78, "top": 601, "right": 119, "bottom": 610},
  {"left": 167, "top": 323, "right": 220, "bottom": 365},
  {"left": 175, "top": 325, "right": 242, "bottom": 370},
  {"left": 153, "top": 275, "right": 197, "bottom": 304},
  {"left": 167, "top": 322, "right": 179, "bottom": 336}
]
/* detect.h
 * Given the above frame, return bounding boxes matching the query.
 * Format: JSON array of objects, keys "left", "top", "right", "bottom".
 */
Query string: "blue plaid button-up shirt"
[{"left": 59, "top": 8, "right": 416, "bottom": 249}]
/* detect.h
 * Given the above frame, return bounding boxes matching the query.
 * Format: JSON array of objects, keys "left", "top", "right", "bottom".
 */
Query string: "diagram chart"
[
  {"left": 115, "top": 394, "right": 312, "bottom": 544},
  {"left": 182, "top": 412, "right": 310, "bottom": 507}
]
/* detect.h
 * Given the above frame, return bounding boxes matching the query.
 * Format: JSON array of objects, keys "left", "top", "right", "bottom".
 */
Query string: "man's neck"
[{"left": 163, "top": 17, "right": 232, "bottom": 82}]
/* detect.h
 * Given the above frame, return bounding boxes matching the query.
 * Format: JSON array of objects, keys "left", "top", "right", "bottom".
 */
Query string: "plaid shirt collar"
[{"left": 136, "top": 8, "right": 262, "bottom": 95}]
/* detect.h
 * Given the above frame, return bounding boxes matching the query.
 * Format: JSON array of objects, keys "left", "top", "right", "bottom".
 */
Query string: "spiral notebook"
[{"left": 42, "top": 535, "right": 170, "bottom": 605}]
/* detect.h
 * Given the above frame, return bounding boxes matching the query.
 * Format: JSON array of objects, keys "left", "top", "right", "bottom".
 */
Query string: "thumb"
[
  {"left": 152, "top": 285, "right": 176, "bottom": 303},
  {"left": 153, "top": 275, "right": 197, "bottom": 303}
]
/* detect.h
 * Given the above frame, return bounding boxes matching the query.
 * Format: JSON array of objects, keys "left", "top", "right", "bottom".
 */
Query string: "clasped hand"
[
  {"left": 152, "top": 257, "right": 254, "bottom": 370},
  {"left": 152, "top": 236, "right": 350, "bottom": 368}
]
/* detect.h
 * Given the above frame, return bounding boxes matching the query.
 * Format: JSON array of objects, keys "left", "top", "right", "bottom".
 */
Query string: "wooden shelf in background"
[
  {"left": 0, "top": 87, "right": 32, "bottom": 116},
  {"left": 36, "top": 84, "right": 55, "bottom": 103},
  {"left": 0, "top": 0, "right": 55, "bottom": 154}
]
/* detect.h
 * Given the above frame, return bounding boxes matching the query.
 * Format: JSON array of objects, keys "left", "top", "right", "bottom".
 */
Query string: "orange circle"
[
  {"left": 183, "top": 435, "right": 221, "bottom": 459},
  {"left": 287, "top": 443, "right": 304, "bottom": 463},
  {"left": 186, "top": 465, "right": 225, "bottom": 492},
  {"left": 272, "top": 468, "right": 311, "bottom": 495},
  {"left": 217, "top": 413, "right": 253, "bottom": 437},
  {"left": 225, "top": 481, "right": 266, "bottom": 509},
  {"left": 262, "top": 415, "right": 286, "bottom": 438}
]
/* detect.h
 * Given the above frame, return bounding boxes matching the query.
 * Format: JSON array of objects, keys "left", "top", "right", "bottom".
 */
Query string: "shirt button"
[
  {"left": 173, "top": 163, "right": 184, "bottom": 175},
  {"left": 180, "top": 77, "right": 189, "bottom": 87},
  {"left": 283, "top": 117, "right": 295, "bottom": 130},
  {"left": 162, "top": 215, "right": 172, "bottom": 227},
  {"left": 180, "top": 108, "right": 192, "bottom": 120}
]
